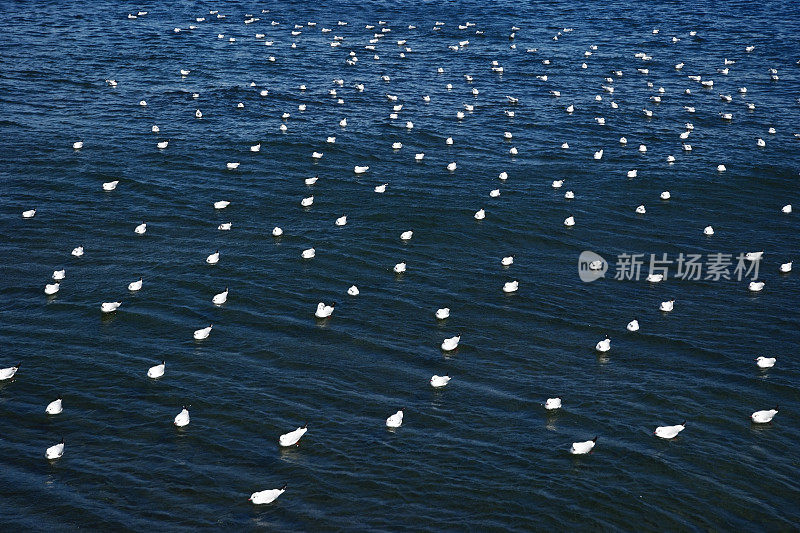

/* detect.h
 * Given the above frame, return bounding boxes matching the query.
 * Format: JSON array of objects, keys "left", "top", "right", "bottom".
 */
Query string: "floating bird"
[
  {"left": 441, "top": 335, "right": 460, "bottom": 351},
  {"left": 46, "top": 397, "right": 63, "bottom": 415},
  {"left": 646, "top": 273, "right": 664, "bottom": 283},
  {"left": 503, "top": 280, "right": 518, "bottom": 293},
  {"left": 174, "top": 406, "right": 190, "bottom": 427},
  {"left": 782, "top": 204, "right": 792, "bottom": 213},
  {"left": 474, "top": 208, "right": 485, "bottom": 220},
  {"left": 636, "top": 205, "right": 646, "bottom": 214},
  {"left": 627, "top": 319, "right": 640, "bottom": 332},
  {"left": 73, "top": 141, "right": 83, "bottom": 149},
  {"left": 704, "top": 226, "right": 715, "bottom": 236},
  {"left": 212, "top": 288, "right": 228, "bottom": 305},
  {"left": 501, "top": 256, "right": 514, "bottom": 266},
  {"left": 0, "top": 363, "right": 20, "bottom": 381},
  {"left": 779, "top": 262, "right": 792, "bottom": 273},
  {"left": 226, "top": 162, "right": 240, "bottom": 170},
  {"left": 52, "top": 269, "right": 65, "bottom": 280},
  {"left": 545, "top": 398, "right": 562, "bottom": 410},
  {"left": 128, "top": 277, "right": 143, "bottom": 291},
  {"left": 660, "top": 300, "right": 675, "bottom": 312},
  {"left": 157, "top": 141, "right": 168, "bottom": 149},
  {"left": 249, "top": 485, "right": 286, "bottom": 505},
  {"left": 595, "top": 336, "right": 611, "bottom": 352},
  {"left": 490, "top": 189, "right": 500, "bottom": 197},
  {"left": 218, "top": 223, "right": 232, "bottom": 231},
  {"left": 279, "top": 424, "right": 308, "bottom": 447},
  {"left": 564, "top": 216, "right": 575, "bottom": 226},
  {"left": 374, "top": 184, "right": 387, "bottom": 193},
  {"left": 354, "top": 166, "right": 369, "bottom": 174},
  {"left": 134, "top": 222, "right": 147, "bottom": 234},
  {"left": 206, "top": 251, "right": 220, "bottom": 264},
  {"left": 101, "top": 301, "right": 121, "bottom": 313},
  {"left": 393, "top": 262, "right": 406, "bottom": 273},
  {"left": 44, "top": 283, "right": 59, "bottom": 295},
  {"left": 315, "top": 302, "right": 335, "bottom": 318},
  {"left": 302, "top": 248, "right": 316, "bottom": 259},
  {"left": 756, "top": 356, "right": 776, "bottom": 369},
  {"left": 400, "top": 231, "right": 413, "bottom": 241},
  {"left": 435, "top": 308, "right": 450, "bottom": 320},
  {"left": 45, "top": 439, "right": 65, "bottom": 460},
  {"left": 751, "top": 406, "right": 778, "bottom": 423},
  {"left": 654, "top": 421, "right": 686, "bottom": 439},
  {"left": 347, "top": 285, "right": 359, "bottom": 296},
  {"left": 22, "top": 209, "right": 36, "bottom": 218},
  {"left": 749, "top": 281, "right": 765, "bottom": 292},
  {"left": 745, "top": 251, "right": 763, "bottom": 261},
  {"left": 103, "top": 180, "right": 119, "bottom": 191},
  {"left": 386, "top": 409, "right": 403, "bottom": 428},
  {"left": 147, "top": 361, "right": 165, "bottom": 379},
  {"left": 430, "top": 375, "right": 451, "bottom": 388},
  {"left": 272, "top": 227, "right": 283, "bottom": 237},
  {"left": 193, "top": 325, "right": 212, "bottom": 340},
  {"left": 301, "top": 196, "right": 314, "bottom": 207},
  {"left": 335, "top": 216, "right": 347, "bottom": 226},
  {"left": 570, "top": 437, "right": 597, "bottom": 455}
]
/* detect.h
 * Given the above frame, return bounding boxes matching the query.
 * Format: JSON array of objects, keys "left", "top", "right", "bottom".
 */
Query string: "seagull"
[
  {"left": 779, "top": 262, "right": 792, "bottom": 273},
  {"left": 636, "top": 205, "right": 647, "bottom": 214},
  {"left": 646, "top": 273, "right": 664, "bottom": 283},
  {"left": 430, "top": 375, "right": 451, "bottom": 388},
  {"left": 71, "top": 246, "right": 84, "bottom": 257},
  {"left": 214, "top": 200, "right": 230, "bottom": 209},
  {"left": 101, "top": 301, "right": 121, "bottom": 313},
  {"left": 570, "top": 437, "right": 597, "bottom": 455},
  {"left": 147, "top": 361, "right": 165, "bottom": 378},
  {"left": 386, "top": 409, "right": 403, "bottom": 428},
  {"left": 128, "top": 277, "right": 143, "bottom": 291},
  {"left": 52, "top": 269, "right": 65, "bottom": 280},
  {"left": 441, "top": 335, "right": 460, "bottom": 351},
  {"left": 654, "top": 421, "right": 686, "bottom": 439},
  {"left": 134, "top": 222, "right": 147, "bottom": 234},
  {"left": 22, "top": 209, "right": 36, "bottom": 218},
  {"left": 102, "top": 180, "right": 119, "bottom": 191},
  {"left": 447, "top": 162, "right": 457, "bottom": 171},
  {"left": 195, "top": 109, "right": 203, "bottom": 118},
  {"left": 302, "top": 248, "right": 316, "bottom": 259},
  {"left": 44, "top": 283, "right": 60, "bottom": 295},
  {"left": 660, "top": 300, "right": 675, "bottom": 312},
  {"left": 374, "top": 184, "right": 387, "bottom": 193},
  {"left": 474, "top": 209, "right": 485, "bottom": 220},
  {"left": 335, "top": 216, "right": 347, "bottom": 226},
  {"left": 206, "top": 251, "right": 220, "bottom": 264},
  {"left": 393, "top": 262, "right": 406, "bottom": 273},
  {"left": 212, "top": 288, "right": 228, "bottom": 305},
  {"left": 499, "top": 172, "right": 508, "bottom": 180},
  {"left": 218, "top": 223, "right": 232, "bottom": 231},
  {"left": 315, "top": 302, "right": 335, "bottom": 318},
  {"left": 279, "top": 424, "right": 308, "bottom": 447},
  {"left": 745, "top": 251, "right": 763, "bottom": 261},
  {"left": 249, "top": 485, "right": 287, "bottom": 504},
  {"left": 435, "top": 308, "right": 450, "bottom": 320},
  {"left": 503, "top": 280, "right": 518, "bottom": 293},
  {"left": 354, "top": 166, "right": 369, "bottom": 174},
  {"left": 157, "top": 141, "right": 168, "bottom": 149},
  {"left": 73, "top": 141, "right": 84, "bottom": 150},
  {"left": 627, "top": 319, "right": 640, "bottom": 332},
  {"left": 490, "top": 189, "right": 500, "bottom": 197},
  {"left": 756, "top": 356, "right": 776, "bottom": 369},
  {"left": 595, "top": 336, "right": 611, "bottom": 352},
  {"left": 174, "top": 406, "right": 190, "bottom": 427},
  {"left": 564, "top": 216, "right": 575, "bottom": 226},
  {"left": 501, "top": 256, "right": 514, "bottom": 266},
  {"left": 347, "top": 285, "right": 359, "bottom": 296},
  {"left": 751, "top": 406, "right": 778, "bottom": 423},
  {"left": 0, "top": 362, "right": 20, "bottom": 381},
  {"left": 226, "top": 162, "right": 240, "bottom": 170},
  {"left": 544, "top": 398, "right": 562, "bottom": 410},
  {"left": 593, "top": 150, "right": 603, "bottom": 160},
  {"left": 301, "top": 196, "right": 314, "bottom": 207},
  {"left": 749, "top": 281, "right": 765, "bottom": 292},
  {"left": 782, "top": 204, "right": 792, "bottom": 213},
  {"left": 193, "top": 325, "right": 212, "bottom": 340},
  {"left": 46, "top": 397, "right": 63, "bottom": 415},
  {"left": 45, "top": 438, "right": 65, "bottom": 460}
]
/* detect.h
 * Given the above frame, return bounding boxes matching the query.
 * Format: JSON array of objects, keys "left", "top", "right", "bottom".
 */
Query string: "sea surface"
[{"left": 1, "top": 0, "right": 799, "bottom": 530}]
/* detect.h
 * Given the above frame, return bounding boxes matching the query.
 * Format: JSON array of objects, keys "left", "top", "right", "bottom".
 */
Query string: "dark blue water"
[{"left": 2, "top": 0, "right": 799, "bottom": 530}]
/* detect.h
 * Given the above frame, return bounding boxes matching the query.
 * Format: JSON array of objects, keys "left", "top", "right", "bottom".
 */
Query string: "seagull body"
[
  {"left": 218, "top": 223, "right": 232, "bottom": 231},
  {"left": 249, "top": 485, "right": 286, "bottom": 504},
  {"left": 545, "top": 398, "right": 562, "bottom": 410},
  {"left": 301, "top": 196, "right": 314, "bottom": 207},
  {"left": 756, "top": 356, "right": 776, "bottom": 369},
  {"left": 46, "top": 397, "right": 63, "bottom": 415},
  {"left": 374, "top": 184, "right": 387, "bottom": 193},
  {"left": 315, "top": 302, "right": 335, "bottom": 318},
  {"left": 52, "top": 269, "right": 65, "bottom": 280},
  {"left": 779, "top": 262, "right": 792, "bottom": 273},
  {"left": 393, "top": 262, "right": 406, "bottom": 273},
  {"left": 103, "top": 180, "right": 119, "bottom": 191},
  {"left": 0, "top": 363, "right": 20, "bottom": 381},
  {"left": 435, "top": 308, "right": 450, "bottom": 320},
  {"left": 503, "top": 280, "right": 518, "bottom": 293},
  {"left": 570, "top": 437, "right": 597, "bottom": 455},
  {"left": 128, "top": 277, "right": 143, "bottom": 291},
  {"left": 354, "top": 165, "right": 369, "bottom": 174},
  {"left": 501, "top": 256, "right": 514, "bottom": 266},
  {"left": 749, "top": 281, "right": 765, "bottom": 292},
  {"left": 174, "top": 407, "right": 190, "bottom": 427},
  {"left": 751, "top": 407, "right": 778, "bottom": 423},
  {"left": 71, "top": 246, "right": 84, "bottom": 257},
  {"left": 441, "top": 335, "right": 460, "bottom": 351},
  {"left": 386, "top": 409, "right": 403, "bottom": 427},
  {"left": 45, "top": 439, "right": 65, "bottom": 460},
  {"left": 134, "top": 223, "right": 147, "bottom": 234},
  {"left": 279, "top": 425, "right": 308, "bottom": 447},
  {"left": 44, "top": 283, "right": 60, "bottom": 295},
  {"left": 147, "top": 361, "right": 165, "bottom": 378},
  {"left": 654, "top": 422, "right": 685, "bottom": 439},
  {"left": 660, "top": 300, "right": 675, "bottom": 312},
  {"left": 22, "top": 209, "right": 36, "bottom": 218},
  {"left": 272, "top": 227, "right": 283, "bottom": 237},
  {"left": 193, "top": 325, "right": 212, "bottom": 340},
  {"left": 206, "top": 251, "right": 220, "bottom": 264},
  {"left": 627, "top": 319, "right": 640, "bottom": 332},
  {"left": 101, "top": 301, "right": 121, "bottom": 313},
  {"left": 302, "top": 248, "right": 316, "bottom": 259},
  {"left": 430, "top": 375, "right": 451, "bottom": 388},
  {"left": 335, "top": 215, "right": 347, "bottom": 226},
  {"left": 595, "top": 336, "right": 611, "bottom": 352},
  {"left": 214, "top": 200, "right": 230, "bottom": 209},
  {"left": 474, "top": 208, "right": 485, "bottom": 220},
  {"left": 745, "top": 251, "right": 763, "bottom": 261},
  {"left": 348, "top": 285, "right": 359, "bottom": 296},
  {"left": 212, "top": 288, "right": 228, "bottom": 305}
]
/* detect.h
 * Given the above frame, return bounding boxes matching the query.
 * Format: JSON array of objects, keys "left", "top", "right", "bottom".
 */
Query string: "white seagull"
[
  {"left": 279, "top": 424, "right": 308, "bottom": 447},
  {"left": 174, "top": 406, "right": 190, "bottom": 427},
  {"left": 147, "top": 361, "right": 165, "bottom": 379},
  {"left": 570, "top": 437, "right": 597, "bottom": 455},
  {"left": 654, "top": 421, "right": 686, "bottom": 439}
]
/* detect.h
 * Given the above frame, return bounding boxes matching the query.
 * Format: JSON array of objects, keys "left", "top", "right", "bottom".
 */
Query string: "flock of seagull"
[{"left": 6, "top": 6, "right": 796, "bottom": 508}]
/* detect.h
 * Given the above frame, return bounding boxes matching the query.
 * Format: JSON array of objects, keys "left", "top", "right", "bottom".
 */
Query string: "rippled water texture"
[{"left": 1, "top": 0, "right": 799, "bottom": 530}]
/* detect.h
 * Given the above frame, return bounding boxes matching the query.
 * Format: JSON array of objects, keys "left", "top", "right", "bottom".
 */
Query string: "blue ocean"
[{"left": 1, "top": 0, "right": 799, "bottom": 530}]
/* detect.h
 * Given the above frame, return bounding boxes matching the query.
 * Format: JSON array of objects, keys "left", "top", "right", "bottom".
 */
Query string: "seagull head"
[{"left": 592, "top": 436, "right": 598, "bottom": 442}]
